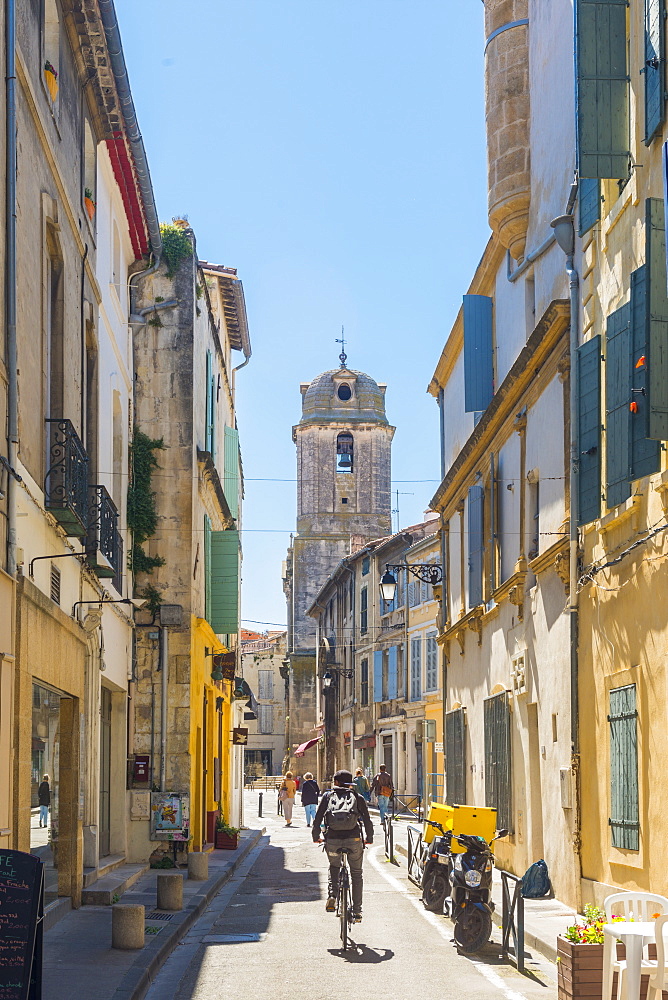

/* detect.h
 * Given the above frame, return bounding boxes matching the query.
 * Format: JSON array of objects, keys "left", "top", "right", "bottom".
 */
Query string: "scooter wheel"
[
  {"left": 422, "top": 873, "right": 448, "bottom": 912},
  {"left": 453, "top": 903, "right": 492, "bottom": 953}
]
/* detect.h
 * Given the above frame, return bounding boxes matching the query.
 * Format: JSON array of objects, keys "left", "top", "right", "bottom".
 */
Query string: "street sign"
[
  {"left": 0, "top": 849, "right": 44, "bottom": 1000},
  {"left": 233, "top": 728, "right": 249, "bottom": 745}
]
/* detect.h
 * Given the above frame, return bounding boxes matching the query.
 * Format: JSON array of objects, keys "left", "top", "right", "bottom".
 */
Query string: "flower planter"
[
  {"left": 44, "top": 69, "right": 58, "bottom": 102},
  {"left": 84, "top": 197, "right": 96, "bottom": 222},
  {"left": 215, "top": 830, "right": 238, "bottom": 850},
  {"left": 557, "top": 937, "right": 667, "bottom": 1000}
]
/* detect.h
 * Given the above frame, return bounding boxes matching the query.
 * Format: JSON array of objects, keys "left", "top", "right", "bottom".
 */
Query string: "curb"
[{"left": 111, "top": 828, "right": 265, "bottom": 1000}]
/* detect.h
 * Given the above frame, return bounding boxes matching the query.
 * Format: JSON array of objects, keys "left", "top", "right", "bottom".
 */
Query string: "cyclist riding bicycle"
[{"left": 312, "top": 768, "right": 374, "bottom": 923}]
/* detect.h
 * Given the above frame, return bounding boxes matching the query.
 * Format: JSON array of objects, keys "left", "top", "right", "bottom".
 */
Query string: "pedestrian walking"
[
  {"left": 353, "top": 767, "right": 371, "bottom": 802},
  {"left": 300, "top": 772, "right": 320, "bottom": 826},
  {"left": 38, "top": 774, "right": 50, "bottom": 828},
  {"left": 279, "top": 771, "right": 297, "bottom": 826},
  {"left": 370, "top": 764, "right": 393, "bottom": 825}
]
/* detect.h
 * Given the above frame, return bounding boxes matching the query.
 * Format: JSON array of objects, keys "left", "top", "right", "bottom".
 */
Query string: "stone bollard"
[
  {"left": 188, "top": 852, "right": 208, "bottom": 881},
  {"left": 157, "top": 872, "right": 183, "bottom": 911},
  {"left": 112, "top": 904, "right": 145, "bottom": 950}
]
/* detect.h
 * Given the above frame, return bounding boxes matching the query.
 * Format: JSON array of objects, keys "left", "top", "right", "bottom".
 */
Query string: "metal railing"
[
  {"left": 407, "top": 824, "right": 424, "bottom": 887},
  {"left": 86, "top": 486, "right": 122, "bottom": 581},
  {"left": 500, "top": 870, "right": 525, "bottom": 973},
  {"left": 383, "top": 817, "right": 395, "bottom": 862},
  {"left": 426, "top": 773, "right": 445, "bottom": 807},
  {"left": 45, "top": 419, "right": 88, "bottom": 536},
  {"left": 391, "top": 792, "right": 422, "bottom": 821}
]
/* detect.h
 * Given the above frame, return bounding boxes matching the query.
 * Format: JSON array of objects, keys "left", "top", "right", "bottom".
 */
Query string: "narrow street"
[{"left": 144, "top": 794, "right": 557, "bottom": 1000}]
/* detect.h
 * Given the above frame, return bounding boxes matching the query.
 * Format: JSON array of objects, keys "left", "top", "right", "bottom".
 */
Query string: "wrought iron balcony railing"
[
  {"left": 45, "top": 419, "right": 89, "bottom": 537},
  {"left": 86, "top": 485, "right": 122, "bottom": 581}
]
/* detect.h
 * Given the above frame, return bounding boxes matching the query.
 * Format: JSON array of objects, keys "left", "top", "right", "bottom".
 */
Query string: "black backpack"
[
  {"left": 325, "top": 788, "right": 361, "bottom": 832},
  {"left": 521, "top": 859, "right": 551, "bottom": 898}
]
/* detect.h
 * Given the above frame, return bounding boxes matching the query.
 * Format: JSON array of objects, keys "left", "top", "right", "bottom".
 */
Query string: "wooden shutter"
[
  {"left": 484, "top": 691, "right": 513, "bottom": 832},
  {"left": 224, "top": 425, "right": 240, "bottom": 519},
  {"left": 426, "top": 633, "right": 438, "bottom": 691},
  {"left": 468, "top": 484, "right": 484, "bottom": 609},
  {"left": 489, "top": 452, "right": 497, "bottom": 593},
  {"left": 646, "top": 197, "right": 668, "bottom": 439},
  {"left": 644, "top": 0, "right": 665, "bottom": 144},
  {"left": 463, "top": 295, "right": 494, "bottom": 413},
  {"left": 209, "top": 529, "right": 239, "bottom": 634},
  {"left": 576, "top": 0, "right": 630, "bottom": 179},
  {"left": 630, "top": 265, "right": 661, "bottom": 478},
  {"left": 410, "top": 637, "right": 421, "bottom": 702},
  {"left": 388, "top": 645, "right": 398, "bottom": 700},
  {"left": 205, "top": 351, "right": 213, "bottom": 453},
  {"left": 609, "top": 684, "right": 639, "bottom": 850},
  {"left": 407, "top": 580, "right": 416, "bottom": 608},
  {"left": 445, "top": 708, "right": 466, "bottom": 806},
  {"left": 577, "top": 335, "right": 602, "bottom": 524},
  {"left": 204, "top": 515, "right": 212, "bottom": 623},
  {"left": 605, "top": 303, "right": 632, "bottom": 508},
  {"left": 579, "top": 178, "right": 601, "bottom": 235},
  {"left": 373, "top": 650, "right": 383, "bottom": 702}
]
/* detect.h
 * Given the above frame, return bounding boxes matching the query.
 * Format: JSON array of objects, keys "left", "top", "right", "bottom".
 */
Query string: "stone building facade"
[{"left": 241, "top": 631, "right": 287, "bottom": 778}]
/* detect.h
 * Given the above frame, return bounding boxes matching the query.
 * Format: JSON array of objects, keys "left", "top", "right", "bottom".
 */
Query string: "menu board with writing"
[{"left": 0, "top": 850, "right": 43, "bottom": 1000}]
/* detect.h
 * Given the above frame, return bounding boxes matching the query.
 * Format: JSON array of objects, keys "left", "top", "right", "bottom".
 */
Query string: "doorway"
[
  {"left": 527, "top": 702, "right": 544, "bottom": 859},
  {"left": 99, "top": 687, "right": 111, "bottom": 858}
]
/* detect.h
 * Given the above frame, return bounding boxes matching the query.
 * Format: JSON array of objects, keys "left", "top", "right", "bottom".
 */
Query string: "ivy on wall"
[
  {"left": 159, "top": 223, "right": 193, "bottom": 278},
  {"left": 127, "top": 429, "right": 165, "bottom": 576}
]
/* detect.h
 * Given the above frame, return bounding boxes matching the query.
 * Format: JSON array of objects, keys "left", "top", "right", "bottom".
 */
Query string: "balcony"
[
  {"left": 45, "top": 419, "right": 88, "bottom": 537},
  {"left": 86, "top": 486, "right": 123, "bottom": 583}
]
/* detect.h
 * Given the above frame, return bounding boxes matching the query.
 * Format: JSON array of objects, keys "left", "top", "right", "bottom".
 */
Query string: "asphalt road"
[{"left": 145, "top": 793, "right": 557, "bottom": 1000}]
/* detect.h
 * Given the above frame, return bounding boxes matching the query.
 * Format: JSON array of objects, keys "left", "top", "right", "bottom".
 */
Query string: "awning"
[
  {"left": 294, "top": 736, "right": 323, "bottom": 757},
  {"left": 354, "top": 735, "right": 376, "bottom": 750}
]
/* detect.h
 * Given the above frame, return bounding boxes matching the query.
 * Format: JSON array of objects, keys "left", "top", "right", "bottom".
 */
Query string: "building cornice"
[{"left": 196, "top": 449, "right": 235, "bottom": 529}]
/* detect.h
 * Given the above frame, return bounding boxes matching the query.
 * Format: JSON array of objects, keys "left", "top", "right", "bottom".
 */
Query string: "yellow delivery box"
[{"left": 424, "top": 802, "right": 497, "bottom": 853}]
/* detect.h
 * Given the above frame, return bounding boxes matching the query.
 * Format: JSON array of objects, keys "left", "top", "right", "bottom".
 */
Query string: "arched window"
[
  {"left": 337, "top": 383, "right": 352, "bottom": 401},
  {"left": 336, "top": 432, "right": 353, "bottom": 473}
]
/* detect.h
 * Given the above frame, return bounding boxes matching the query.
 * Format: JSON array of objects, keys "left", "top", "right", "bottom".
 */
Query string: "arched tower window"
[{"left": 336, "top": 432, "right": 353, "bottom": 473}]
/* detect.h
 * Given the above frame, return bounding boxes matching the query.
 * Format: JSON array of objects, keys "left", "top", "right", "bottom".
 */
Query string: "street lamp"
[
  {"left": 322, "top": 666, "right": 353, "bottom": 690},
  {"left": 379, "top": 562, "right": 444, "bottom": 604}
]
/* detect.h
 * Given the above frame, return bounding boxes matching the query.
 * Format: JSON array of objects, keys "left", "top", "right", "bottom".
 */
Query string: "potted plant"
[
  {"left": 214, "top": 817, "right": 239, "bottom": 850},
  {"left": 84, "top": 188, "right": 96, "bottom": 222},
  {"left": 558, "top": 906, "right": 630, "bottom": 1000},
  {"left": 44, "top": 61, "right": 58, "bottom": 101}
]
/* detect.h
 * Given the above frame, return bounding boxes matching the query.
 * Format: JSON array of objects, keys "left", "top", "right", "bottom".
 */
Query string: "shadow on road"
[{"left": 327, "top": 943, "right": 394, "bottom": 964}]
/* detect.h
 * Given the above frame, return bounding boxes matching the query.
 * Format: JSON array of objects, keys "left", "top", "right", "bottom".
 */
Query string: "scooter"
[
  {"left": 420, "top": 819, "right": 452, "bottom": 913},
  {"left": 450, "top": 829, "right": 508, "bottom": 953}
]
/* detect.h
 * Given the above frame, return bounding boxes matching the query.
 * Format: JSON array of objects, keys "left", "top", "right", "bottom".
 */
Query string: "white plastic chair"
[{"left": 603, "top": 893, "right": 668, "bottom": 1000}]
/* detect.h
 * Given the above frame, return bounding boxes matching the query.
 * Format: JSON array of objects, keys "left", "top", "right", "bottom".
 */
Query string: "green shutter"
[
  {"left": 484, "top": 691, "right": 513, "bottom": 832},
  {"left": 576, "top": 0, "right": 630, "bottom": 179},
  {"left": 463, "top": 295, "right": 494, "bottom": 412},
  {"left": 646, "top": 198, "right": 668, "bottom": 439},
  {"left": 579, "top": 178, "right": 601, "bottom": 236},
  {"left": 445, "top": 708, "right": 466, "bottom": 806},
  {"left": 577, "top": 335, "right": 602, "bottom": 525},
  {"left": 630, "top": 266, "right": 661, "bottom": 478},
  {"left": 205, "top": 351, "right": 213, "bottom": 453},
  {"left": 644, "top": 0, "right": 665, "bottom": 144},
  {"left": 605, "top": 303, "right": 632, "bottom": 508},
  {"left": 609, "top": 684, "right": 639, "bottom": 850},
  {"left": 208, "top": 529, "right": 239, "bottom": 634},
  {"left": 223, "top": 425, "right": 239, "bottom": 519},
  {"left": 204, "top": 515, "right": 212, "bottom": 622}
]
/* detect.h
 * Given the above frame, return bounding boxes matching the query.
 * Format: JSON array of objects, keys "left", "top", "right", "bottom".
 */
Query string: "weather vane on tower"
[{"left": 336, "top": 326, "right": 347, "bottom": 367}]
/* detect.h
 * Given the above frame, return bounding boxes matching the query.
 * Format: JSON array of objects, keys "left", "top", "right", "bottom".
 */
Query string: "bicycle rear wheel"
[{"left": 339, "top": 870, "right": 349, "bottom": 949}]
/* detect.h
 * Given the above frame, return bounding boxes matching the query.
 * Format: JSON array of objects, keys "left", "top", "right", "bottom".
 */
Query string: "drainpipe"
[
  {"left": 80, "top": 244, "right": 88, "bottom": 441},
  {"left": 159, "top": 627, "right": 169, "bottom": 791},
  {"left": 5, "top": 0, "right": 17, "bottom": 576}
]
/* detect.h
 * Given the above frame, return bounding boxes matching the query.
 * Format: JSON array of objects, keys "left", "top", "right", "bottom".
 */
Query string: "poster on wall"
[{"left": 150, "top": 792, "right": 190, "bottom": 841}]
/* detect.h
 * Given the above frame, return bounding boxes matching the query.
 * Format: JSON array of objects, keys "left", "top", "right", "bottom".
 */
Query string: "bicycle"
[{"left": 334, "top": 846, "right": 355, "bottom": 950}]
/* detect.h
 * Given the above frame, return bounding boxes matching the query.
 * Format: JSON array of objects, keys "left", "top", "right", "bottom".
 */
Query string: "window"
[
  {"left": 445, "top": 708, "right": 467, "bottom": 805},
  {"left": 258, "top": 704, "right": 273, "bottom": 734},
  {"left": 609, "top": 684, "right": 639, "bottom": 850},
  {"left": 84, "top": 119, "right": 96, "bottom": 220},
  {"left": 425, "top": 632, "right": 438, "bottom": 691},
  {"left": 362, "top": 556, "right": 370, "bottom": 576},
  {"left": 336, "top": 432, "right": 353, "bottom": 473},
  {"left": 45, "top": 224, "right": 64, "bottom": 422},
  {"left": 468, "top": 484, "right": 484, "bottom": 608},
  {"left": 410, "top": 637, "right": 421, "bottom": 702},
  {"left": 112, "top": 222, "right": 121, "bottom": 293},
  {"left": 360, "top": 659, "right": 368, "bottom": 705},
  {"left": 258, "top": 670, "right": 273, "bottom": 701},
  {"left": 577, "top": 335, "right": 603, "bottom": 525},
  {"left": 112, "top": 391, "right": 123, "bottom": 513},
  {"left": 484, "top": 691, "right": 513, "bottom": 832},
  {"left": 527, "top": 477, "right": 539, "bottom": 560},
  {"left": 360, "top": 587, "right": 368, "bottom": 634},
  {"left": 373, "top": 650, "right": 382, "bottom": 702},
  {"left": 44, "top": 0, "right": 60, "bottom": 92},
  {"left": 387, "top": 645, "right": 398, "bottom": 700},
  {"left": 337, "top": 383, "right": 352, "bottom": 401}
]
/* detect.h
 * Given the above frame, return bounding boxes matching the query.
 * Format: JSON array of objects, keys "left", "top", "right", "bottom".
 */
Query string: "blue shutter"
[
  {"left": 388, "top": 645, "right": 398, "bottom": 700},
  {"left": 205, "top": 351, "right": 213, "bottom": 452},
  {"left": 468, "top": 484, "right": 484, "bottom": 609},
  {"left": 579, "top": 178, "right": 601, "bottom": 235},
  {"left": 576, "top": 0, "right": 630, "bottom": 179},
  {"left": 577, "top": 335, "right": 602, "bottom": 524},
  {"left": 609, "top": 684, "right": 639, "bottom": 850},
  {"left": 209, "top": 529, "right": 240, "bottom": 634},
  {"left": 644, "top": 0, "right": 665, "bottom": 144},
  {"left": 646, "top": 197, "right": 668, "bottom": 439},
  {"left": 463, "top": 295, "right": 494, "bottom": 413},
  {"left": 630, "top": 265, "right": 661, "bottom": 478},
  {"left": 605, "top": 303, "right": 632, "bottom": 508},
  {"left": 373, "top": 650, "right": 383, "bottom": 703}
]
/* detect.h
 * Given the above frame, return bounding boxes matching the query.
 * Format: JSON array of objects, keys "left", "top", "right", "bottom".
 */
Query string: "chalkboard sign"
[{"left": 0, "top": 850, "right": 44, "bottom": 1000}]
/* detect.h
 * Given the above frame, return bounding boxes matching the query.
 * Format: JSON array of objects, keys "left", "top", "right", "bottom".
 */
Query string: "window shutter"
[
  {"left": 489, "top": 452, "right": 497, "bottom": 593},
  {"left": 205, "top": 351, "right": 213, "bottom": 452},
  {"left": 204, "top": 515, "right": 212, "bottom": 622},
  {"left": 463, "top": 295, "right": 494, "bottom": 413},
  {"left": 576, "top": 0, "right": 630, "bottom": 179},
  {"left": 224, "top": 426, "right": 240, "bottom": 519},
  {"left": 577, "top": 335, "right": 602, "bottom": 524},
  {"left": 388, "top": 645, "right": 398, "bottom": 700},
  {"left": 609, "top": 684, "right": 639, "bottom": 850},
  {"left": 630, "top": 265, "right": 661, "bottom": 478},
  {"left": 605, "top": 303, "right": 632, "bottom": 508},
  {"left": 579, "top": 178, "right": 601, "bottom": 235},
  {"left": 646, "top": 197, "right": 668, "bottom": 439},
  {"left": 445, "top": 708, "right": 466, "bottom": 806},
  {"left": 468, "top": 484, "right": 484, "bottom": 609},
  {"left": 209, "top": 529, "right": 240, "bottom": 634},
  {"left": 373, "top": 650, "right": 383, "bottom": 703},
  {"left": 644, "top": 0, "right": 665, "bottom": 144},
  {"left": 484, "top": 691, "right": 513, "bottom": 833},
  {"left": 426, "top": 633, "right": 438, "bottom": 691},
  {"left": 407, "top": 580, "right": 416, "bottom": 608},
  {"left": 410, "top": 637, "right": 421, "bottom": 702}
]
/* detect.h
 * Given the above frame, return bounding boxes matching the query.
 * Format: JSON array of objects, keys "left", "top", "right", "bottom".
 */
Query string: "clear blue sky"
[{"left": 115, "top": 0, "right": 490, "bottom": 630}]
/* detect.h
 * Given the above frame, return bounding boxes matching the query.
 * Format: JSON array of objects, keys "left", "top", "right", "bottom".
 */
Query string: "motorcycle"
[
  {"left": 450, "top": 828, "right": 508, "bottom": 953},
  {"left": 420, "top": 819, "right": 452, "bottom": 913}
]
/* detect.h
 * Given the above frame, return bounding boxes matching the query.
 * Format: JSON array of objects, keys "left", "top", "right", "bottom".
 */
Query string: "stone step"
[
  {"left": 81, "top": 862, "right": 149, "bottom": 905},
  {"left": 82, "top": 852, "right": 127, "bottom": 888}
]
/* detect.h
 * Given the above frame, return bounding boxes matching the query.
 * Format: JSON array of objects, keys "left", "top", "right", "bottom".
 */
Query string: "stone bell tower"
[{"left": 283, "top": 352, "right": 394, "bottom": 773}]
